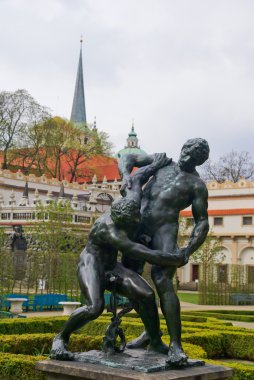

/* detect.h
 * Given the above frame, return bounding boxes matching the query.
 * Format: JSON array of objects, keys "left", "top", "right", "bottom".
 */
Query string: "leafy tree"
[
  {"left": 24, "top": 202, "right": 88, "bottom": 295},
  {"left": 0, "top": 228, "right": 14, "bottom": 295},
  {"left": 63, "top": 125, "right": 113, "bottom": 183},
  {"left": 9, "top": 117, "right": 114, "bottom": 182},
  {"left": 178, "top": 217, "right": 224, "bottom": 292},
  {"left": 201, "top": 150, "right": 254, "bottom": 183},
  {"left": 190, "top": 233, "right": 225, "bottom": 270},
  {"left": 0, "top": 89, "right": 49, "bottom": 169}
]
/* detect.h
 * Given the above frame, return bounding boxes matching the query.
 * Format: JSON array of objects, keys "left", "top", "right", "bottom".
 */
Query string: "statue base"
[{"left": 36, "top": 349, "right": 233, "bottom": 379}]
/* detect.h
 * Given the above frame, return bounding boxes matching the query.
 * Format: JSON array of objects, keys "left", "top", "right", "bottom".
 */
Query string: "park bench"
[
  {"left": 33, "top": 294, "right": 69, "bottom": 311},
  {"left": 104, "top": 293, "right": 129, "bottom": 308},
  {"left": 1, "top": 293, "right": 70, "bottom": 312},
  {"left": 230, "top": 293, "right": 254, "bottom": 305}
]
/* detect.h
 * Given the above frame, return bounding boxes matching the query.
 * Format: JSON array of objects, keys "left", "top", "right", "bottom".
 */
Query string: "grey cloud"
[{"left": 0, "top": 0, "right": 254, "bottom": 160}]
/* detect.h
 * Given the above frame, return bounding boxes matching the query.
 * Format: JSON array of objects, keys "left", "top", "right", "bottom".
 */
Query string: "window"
[
  {"left": 192, "top": 264, "right": 199, "bottom": 281},
  {"left": 243, "top": 216, "right": 253, "bottom": 225},
  {"left": 214, "top": 217, "right": 223, "bottom": 226}
]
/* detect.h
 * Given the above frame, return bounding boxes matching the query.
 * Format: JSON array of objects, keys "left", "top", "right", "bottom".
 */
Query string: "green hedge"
[
  {"left": 183, "top": 331, "right": 254, "bottom": 360},
  {"left": 1, "top": 314, "right": 254, "bottom": 379},
  {"left": 0, "top": 317, "right": 68, "bottom": 335},
  {"left": 185, "top": 311, "right": 254, "bottom": 323},
  {"left": 125, "top": 312, "right": 208, "bottom": 323},
  {"left": 0, "top": 353, "right": 46, "bottom": 380},
  {"left": 2, "top": 353, "right": 254, "bottom": 380},
  {"left": 208, "top": 360, "right": 254, "bottom": 380},
  {"left": 0, "top": 332, "right": 206, "bottom": 360},
  {"left": 193, "top": 310, "right": 254, "bottom": 316},
  {"left": 0, "top": 315, "right": 235, "bottom": 338}
]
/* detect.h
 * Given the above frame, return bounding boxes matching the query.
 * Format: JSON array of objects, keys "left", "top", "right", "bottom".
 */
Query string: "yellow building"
[{"left": 179, "top": 179, "right": 254, "bottom": 287}]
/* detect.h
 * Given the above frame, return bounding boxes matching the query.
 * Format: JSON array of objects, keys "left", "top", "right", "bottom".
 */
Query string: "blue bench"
[
  {"left": 33, "top": 294, "right": 69, "bottom": 311},
  {"left": 103, "top": 293, "right": 130, "bottom": 308},
  {"left": 1, "top": 293, "right": 70, "bottom": 312},
  {"left": 230, "top": 293, "right": 254, "bottom": 305}
]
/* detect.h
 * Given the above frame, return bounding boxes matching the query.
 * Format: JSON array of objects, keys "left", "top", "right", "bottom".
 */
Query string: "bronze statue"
[
  {"left": 51, "top": 153, "right": 188, "bottom": 361},
  {"left": 51, "top": 138, "right": 209, "bottom": 368},
  {"left": 119, "top": 138, "right": 209, "bottom": 366}
]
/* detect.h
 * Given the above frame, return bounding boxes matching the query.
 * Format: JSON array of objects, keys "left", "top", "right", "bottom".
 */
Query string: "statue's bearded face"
[{"left": 178, "top": 138, "right": 209, "bottom": 172}]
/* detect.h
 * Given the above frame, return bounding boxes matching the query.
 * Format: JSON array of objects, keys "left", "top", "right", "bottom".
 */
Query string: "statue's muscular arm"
[
  {"left": 107, "top": 225, "right": 187, "bottom": 267},
  {"left": 118, "top": 153, "right": 167, "bottom": 193},
  {"left": 118, "top": 153, "right": 154, "bottom": 177},
  {"left": 184, "top": 183, "right": 209, "bottom": 257}
]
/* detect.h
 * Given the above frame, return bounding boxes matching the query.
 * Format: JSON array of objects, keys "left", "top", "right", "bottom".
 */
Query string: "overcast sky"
[{"left": 1, "top": 0, "right": 254, "bottom": 160}]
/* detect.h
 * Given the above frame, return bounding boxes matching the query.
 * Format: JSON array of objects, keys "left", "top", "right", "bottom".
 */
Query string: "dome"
[
  {"left": 116, "top": 147, "right": 147, "bottom": 159},
  {"left": 116, "top": 122, "right": 147, "bottom": 159}
]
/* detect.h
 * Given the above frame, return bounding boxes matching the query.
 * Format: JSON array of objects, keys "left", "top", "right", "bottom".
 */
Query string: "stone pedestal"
[
  {"left": 58, "top": 302, "right": 81, "bottom": 315},
  {"left": 36, "top": 350, "right": 233, "bottom": 380},
  {"left": 7, "top": 298, "right": 27, "bottom": 316}
]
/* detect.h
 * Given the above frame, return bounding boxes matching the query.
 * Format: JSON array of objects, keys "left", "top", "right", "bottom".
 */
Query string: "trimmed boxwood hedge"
[
  {"left": 0, "top": 317, "right": 68, "bottom": 335},
  {"left": 185, "top": 311, "right": 254, "bottom": 322},
  {"left": 1, "top": 313, "right": 254, "bottom": 379},
  {"left": 208, "top": 360, "right": 254, "bottom": 380},
  {"left": 182, "top": 331, "right": 254, "bottom": 361},
  {"left": 0, "top": 332, "right": 207, "bottom": 359},
  {"left": 1, "top": 353, "right": 253, "bottom": 380},
  {"left": 0, "top": 353, "right": 46, "bottom": 380}
]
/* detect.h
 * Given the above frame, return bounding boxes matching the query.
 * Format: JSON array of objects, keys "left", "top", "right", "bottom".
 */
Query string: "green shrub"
[
  {"left": 208, "top": 360, "right": 254, "bottom": 380},
  {"left": 125, "top": 312, "right": 208, "bottom": 323},
  {"left": 182, "top": 331, "right": 225, "bottom": 357},
  {"left": 193, "top": 310, "right": 254, "bottom": 316},
  {"left": 181, "top": 343, "right": 207, "bottom": 360},
  {"left": 183, "top": 330, "right": 254, "bottom": 361},
  {"left": 0, "top": 333, "right": 103, "bottom": 355},
  {"left": 0, "top": 317, "right": 68, "bottom": 335},
  {"left": 223, "top": 332, "right": 254, "bottom": 361},
  {"left": 0, "top": 332, "right": 207, "bottom": 361},
  {"left": 0, "top": 353, "right": 46, "bottom": 380},
  {"left": 185, "top": 311, "right": 254, "bottom": 323}
]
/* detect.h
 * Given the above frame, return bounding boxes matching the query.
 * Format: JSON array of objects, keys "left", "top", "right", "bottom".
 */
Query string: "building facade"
[
  {"left": 178, "top": 179, "right": 254, "bottom": 286},
  {"left": 0, "top": 168, "right": 120, "bottom": 232}
]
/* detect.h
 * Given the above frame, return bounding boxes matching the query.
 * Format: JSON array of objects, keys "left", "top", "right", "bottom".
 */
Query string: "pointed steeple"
[{"left": 70, "top": 37, "right": 87, "bottom": 124}]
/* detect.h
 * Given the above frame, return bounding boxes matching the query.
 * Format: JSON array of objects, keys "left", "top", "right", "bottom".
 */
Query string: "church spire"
[{"left": 70, "top": 37, "right": 87, "bottom": 124}]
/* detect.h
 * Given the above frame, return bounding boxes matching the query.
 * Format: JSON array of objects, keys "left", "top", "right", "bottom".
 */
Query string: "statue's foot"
[
  {"left": 50, "top": 335, "right": 74, "bottom": 361},
  {"left": 126, "top": 331, "right": 150, "bottom": 349},
  {"left": 148, "top": 341, "right": 169, "bottom": 355},
  {"left": 166, "top": 343, "right": 188, "bottom": 367}
]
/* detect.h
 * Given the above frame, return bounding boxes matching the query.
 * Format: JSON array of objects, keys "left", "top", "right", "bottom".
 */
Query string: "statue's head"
[
  {"left": 178, "top": 138, "right": 209, "bottom": 172},
  {"left": 111, "top": 198, "right": 141, "bottom": 228}
]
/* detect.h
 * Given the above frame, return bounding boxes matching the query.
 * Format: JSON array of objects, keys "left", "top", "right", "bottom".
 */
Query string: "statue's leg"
[
  {"left": 51, "top": 252, "right": 105, "bottom": 360},
  {"left": 112, "top": 263, "right": 168, "bottom": 355},
  {"left": 152, "top": 265, "right": 187, "bottom": 366}
]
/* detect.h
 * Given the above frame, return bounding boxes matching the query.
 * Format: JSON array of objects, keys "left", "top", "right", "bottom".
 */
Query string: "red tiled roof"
[{"left": 0, "top": 151, "right": 120, "bottom": 183}]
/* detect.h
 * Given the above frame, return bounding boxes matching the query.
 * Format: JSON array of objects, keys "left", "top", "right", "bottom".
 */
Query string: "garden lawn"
[{"left": 178, "top": 291, "right": 199, "bottom": 304}]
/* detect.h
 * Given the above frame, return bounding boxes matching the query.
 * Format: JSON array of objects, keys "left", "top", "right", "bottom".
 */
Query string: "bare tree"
[
  {"left": 201, "top": 150, "right": 254, "bottom": 183},
  {"left": 0, "top": 89, "right": 49, "bottom": 169}
]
